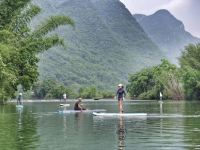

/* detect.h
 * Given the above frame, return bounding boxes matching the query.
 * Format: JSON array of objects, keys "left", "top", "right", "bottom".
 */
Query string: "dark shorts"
[
  {"left": 118, "top": 97, "right": 123, "bottom": 101},
  {"left": 74, "top": 107, "right": 86, "bottom": 110}
]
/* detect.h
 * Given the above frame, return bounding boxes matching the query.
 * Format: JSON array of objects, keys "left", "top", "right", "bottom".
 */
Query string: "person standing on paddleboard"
[
  {"left": 17, "top": 93, "right": 22, "bottom": 105},
  {"left": 63, "top": 93, "right": 67, "bottom": 102},
  {"left": 116, "top": 84, "right": 126, "bottom": 113}
]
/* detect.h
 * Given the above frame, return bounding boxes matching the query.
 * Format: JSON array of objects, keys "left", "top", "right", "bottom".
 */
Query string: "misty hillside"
[
  {"left": 32, "top": 0, "right": 164, "bottom": 89},
  {"left": 134, "top": 9, "right": 200, "bottom": 64}
]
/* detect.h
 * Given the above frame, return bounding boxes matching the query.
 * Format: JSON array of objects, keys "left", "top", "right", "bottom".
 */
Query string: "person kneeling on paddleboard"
[
  {"left": 116, "top": 84, "right": 126, "bottom": 113},
  {"left": 74, "top": 98, "right": 86, "bottom": 111}
]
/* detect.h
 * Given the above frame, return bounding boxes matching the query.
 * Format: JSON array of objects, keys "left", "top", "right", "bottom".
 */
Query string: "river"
[{"left": 0, "top": 100, "right": 200, "bottom": 150}]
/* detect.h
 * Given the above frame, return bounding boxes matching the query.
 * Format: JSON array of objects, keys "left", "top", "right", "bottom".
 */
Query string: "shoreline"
[{"left": 8, "top": 99, "right": 156, "bottom": 103}]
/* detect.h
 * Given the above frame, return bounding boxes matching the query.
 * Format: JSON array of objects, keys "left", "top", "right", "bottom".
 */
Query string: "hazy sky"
[{"left": 120, "top": 0, "right": 200, "bottom": 38}]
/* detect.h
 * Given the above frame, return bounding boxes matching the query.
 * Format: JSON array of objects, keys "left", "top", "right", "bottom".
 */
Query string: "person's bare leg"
[
  {"left": 121, "top": 100, "right": 123, "bottom": 113},
  {"left": 118, "top": 99, "right": 123, "bottom": 113},
  {"left": 118, "top": 101, "right": 121, "bottom": 113}
]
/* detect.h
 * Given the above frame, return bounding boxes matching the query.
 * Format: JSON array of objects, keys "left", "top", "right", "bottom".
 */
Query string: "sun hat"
[{"left": 118, "top": 84, "right": 123, "bottom": 87}]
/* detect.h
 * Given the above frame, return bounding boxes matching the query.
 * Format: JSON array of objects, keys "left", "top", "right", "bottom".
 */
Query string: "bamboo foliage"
[
  {"left": 8, "top": 4, "right": 41, "bottom": 36},
  {"left": 0, "top": 0, "right": 31, "bottom": 29},
  {"left": 32, "top": 15, "right": 74, "bottom": 38}
]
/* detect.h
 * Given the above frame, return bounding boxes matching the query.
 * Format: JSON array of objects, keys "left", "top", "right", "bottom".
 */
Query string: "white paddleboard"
[
  {"left": 93, "top": 112, "right": 147, "bottom": 117},
  {"left": 59, "top": 109, "right": 106, "bottom": 114},
  {"left": 59, "top": 104, "right": 70, "bottom": 107},
  {"left": 16, "top": 105, "right": 23, "bottom": 108}
]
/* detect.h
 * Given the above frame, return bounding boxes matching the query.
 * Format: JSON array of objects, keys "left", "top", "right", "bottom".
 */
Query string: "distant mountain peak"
[
  {"left": 134, "top": 9, "right": 200, "bottom": 64},
  {"left": 152, "top": 9, "right": 183, "bottom": 27},
  {"left": 154, "top": 9, "right": 171, "bottom": 15},
  {"left": 135, "top": 9, "right": 185, "bottom": 33},
  {"left": 134, "top": 14, "right": 146, "bottom": 22}
]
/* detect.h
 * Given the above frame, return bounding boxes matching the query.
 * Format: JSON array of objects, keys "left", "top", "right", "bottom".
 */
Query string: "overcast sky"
[{"left": 120, "top": 0, "right": 200, "bottom": 38}]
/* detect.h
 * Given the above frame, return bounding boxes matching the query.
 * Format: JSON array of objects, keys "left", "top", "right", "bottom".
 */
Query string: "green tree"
[
  {"left": 154, "top": 59, "right": 184, "bottom": 100},
  {"left": 78, "top": 86, "right": 97, "bottom": 99},
  {"left": 0, "top": 0, "right": 74, "bottom": 102},
  {"left": 32, "top": 79, "right": 113, "bottom": 99},
  {"left": 127, "top": 59, "right": 183, "bottom": 100},
  {"left": 32, "top": 80, "right": 57, "bottom": 99},
  {"left": 32, "top": 80, "right": 77, "bottom": 99},
  {"left": 0, "top": 54, "right": 16, "bottom": 103},
  {"left": 179, "top": 44, "right": 200, "bottom": 100}
]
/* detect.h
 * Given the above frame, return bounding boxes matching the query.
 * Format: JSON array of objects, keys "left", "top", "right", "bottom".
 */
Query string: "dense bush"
[
  {"left": 179, "top": 44, "right": 200, "bottom": 100},
  {"left": 32, "top": 80, "right": 76, "bottom": 99},
  {"left": 127, "top": 59, "right": 184, "bottom": 100},
  {"left": 31, "top": 80, "right": 114, "bottom": 99}
]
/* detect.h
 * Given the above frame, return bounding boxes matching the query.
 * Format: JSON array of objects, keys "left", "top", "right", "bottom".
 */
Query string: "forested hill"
[
  {"left": 134, "top": 9, "right": 200, "bottom": 64},
  {"left": 32, "top": 0, "right": 164, "bottom": 89}
]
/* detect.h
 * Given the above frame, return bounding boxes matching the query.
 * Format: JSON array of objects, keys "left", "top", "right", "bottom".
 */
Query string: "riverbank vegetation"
[
  {"left": 127, "top": 59, "right": 183, "bottom": 100},
  {"left": 127, "top": 43, "right": 200, "bottom": 100},
  {"left": 31, "top": 80, "right": 114, "bottom": 100},
  {"left": 179, "top": 44, "right": 200, "bottom": 100},
  {"left": 0, "top": 0, "right": 74, "bottom": 104}
]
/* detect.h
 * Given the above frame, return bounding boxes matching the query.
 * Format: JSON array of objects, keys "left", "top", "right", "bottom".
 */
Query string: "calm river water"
[{"left": 1, "top": 100, "right": 200, "bottom": 150}]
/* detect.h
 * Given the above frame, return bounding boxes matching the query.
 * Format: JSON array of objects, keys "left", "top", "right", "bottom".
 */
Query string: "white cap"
[{"left": 19, "top": 93, "right": 22, "bottom": 95}]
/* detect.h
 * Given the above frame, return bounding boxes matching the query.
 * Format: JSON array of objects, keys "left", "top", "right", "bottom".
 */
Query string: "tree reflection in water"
[
  {"left": 0, "top": 105, "right": 40, "bottom": 150},
  {"left": 16, "top": 108, "right": 39, "bottom": 150}
]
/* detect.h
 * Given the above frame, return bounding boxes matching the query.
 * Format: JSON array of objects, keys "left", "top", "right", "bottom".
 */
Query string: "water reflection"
[
  {"left": 116, "top": 117, "right": 126, "bottom": 150},
  {"left": 184, "top": 102, "right": 200, "bottom": 150},
  {"left": 15, "top": 108, "right": 40, "bottom": 150},
  {"left": 0, "top": 105, "right": 40, "bottom": 150},
  {"left": 159, "top": 100, "right": 163, "bottom": 115},
  {"left": 159, "top": 101, "right": 163, "bottom": 136},
  {"left": 74, "top": 112, "right": 85, "bottom": 130},
  {"left": 63, "top": 114, "right": 67, "bottom": 129}
]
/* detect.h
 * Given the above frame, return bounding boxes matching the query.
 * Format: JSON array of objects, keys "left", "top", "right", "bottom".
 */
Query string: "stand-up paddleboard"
[
  {"left": 93, "top": 112, "right": 147, "bottom": 117},
  {"left": 148, "top": 114, "right": 200, "bottom": 118},
  {"left": 59, "top": 109, "right": 106, "bottom": 114},
  {"left": 93, "top": 113, "right": 200, "bottom": 118},
  {"left": 59, "top": 104, "right": 70, "bottom": 107},
  {"left": 16, "top": 105, "right": 23, "bottom": 109}
]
